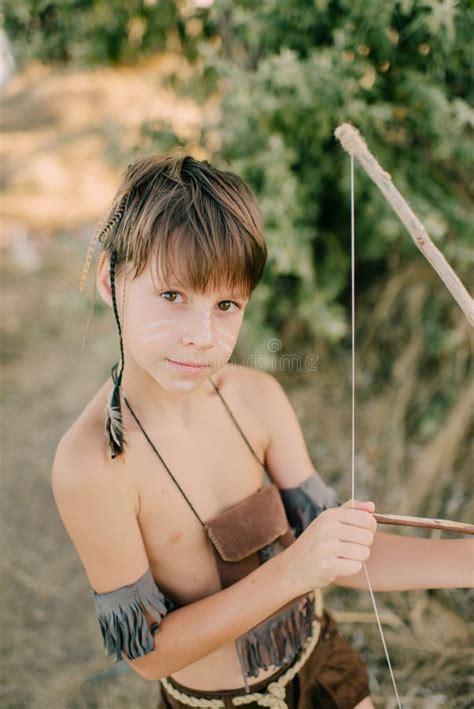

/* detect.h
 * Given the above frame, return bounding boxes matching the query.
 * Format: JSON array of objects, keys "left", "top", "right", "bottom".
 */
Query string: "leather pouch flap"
[{"left": 204, "top": 484, "right": 289, "bottom": 562}]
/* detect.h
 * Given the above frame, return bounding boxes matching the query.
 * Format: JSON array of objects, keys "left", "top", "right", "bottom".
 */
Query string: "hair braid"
[
  {"left": 79, "top": 193, "right": 129, "bottom": 353},
  {"left": 104, "top": 247, "right": 127, "bottom": 458},
  {"left": 79, "top": 250, "right": 100, "bottom": 354}
]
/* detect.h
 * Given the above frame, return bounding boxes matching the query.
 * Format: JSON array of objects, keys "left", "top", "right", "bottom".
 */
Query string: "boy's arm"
[
  {"left": 51, "top": 436, "right": 299, "bottom": 683},
  {"left": 255, "top": 369, "right": 334, "bottom": 490},
  {"left": 253, "top": 370, "right": 473, "bottom": 593},
  {"left": 335, "top": 530, "right": 474, "bottom": 591},
  {"left": 138, "top": 549, "right": 295, "bottom": 681}
]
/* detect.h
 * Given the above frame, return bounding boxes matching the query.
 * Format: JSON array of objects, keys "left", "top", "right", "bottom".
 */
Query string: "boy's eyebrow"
[{"left": 157, "top": 281, "right": 248, "bottom": 299}]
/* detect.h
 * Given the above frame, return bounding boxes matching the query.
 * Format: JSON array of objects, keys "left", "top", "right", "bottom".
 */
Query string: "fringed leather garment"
[
  {"left": 92, "top": 371, "right": 339, "bottom": 692},
  {"left": 204, "top": 482, "right": 316, "bottom": 691}
]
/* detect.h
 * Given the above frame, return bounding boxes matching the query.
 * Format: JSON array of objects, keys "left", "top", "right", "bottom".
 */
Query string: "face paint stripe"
[
  {"left": 143, "top": 330, "right": 172, "bottom": 342},
  {"left": 217, "top": 340, "right": 233, "bottom": 353},
  {"left": 216, "top": 327, "right": 237, "bottom": 342},
  {"left": 136, "top": 318, "right": 178, "bottom": 330}
]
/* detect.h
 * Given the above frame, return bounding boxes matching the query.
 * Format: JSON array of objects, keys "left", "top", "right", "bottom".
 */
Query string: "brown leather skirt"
[{"left": 158, "top": 610, "right": 370, "bottom": 709}]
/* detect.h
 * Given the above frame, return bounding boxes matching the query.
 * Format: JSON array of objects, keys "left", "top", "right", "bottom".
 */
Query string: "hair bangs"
[
  {"left": 94, "top": 153, "right": 267, "bottom": 299},
  {"left": 151, "top": 224, "right": 256, "bottom": 299}
]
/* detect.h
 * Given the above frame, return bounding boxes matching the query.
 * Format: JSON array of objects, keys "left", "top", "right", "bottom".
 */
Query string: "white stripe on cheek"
[
  {"left": 136, "top": 318, "right": 178, "bottom": 330},
  {"left": 216, "top": 327, "right": 237, "bottom": 353},
  {"left": 201, "top": 310, "right": 212, "bottom": 338},
  {"left": 217, "top": 340, "right": 234, "bottom": 354},
  {"left": 143, "top": 330, "right": 173, "bottom": 343},
  {"left": 216, "top": 327, "right": 237, "bottom": 343}
]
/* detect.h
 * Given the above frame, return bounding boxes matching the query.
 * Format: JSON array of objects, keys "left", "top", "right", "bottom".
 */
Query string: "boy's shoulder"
[
  {"left": 217, "top": 364, "right": 280, "bottom": 448},
  {"left": 52, "top": 375, "right": 141, "bottom": 517},
  {"left": 52, "top": 376, "right": 115, "bottom": 486},
  {"left": 218, "top": 363, "right": 276, "bottom": 403}
]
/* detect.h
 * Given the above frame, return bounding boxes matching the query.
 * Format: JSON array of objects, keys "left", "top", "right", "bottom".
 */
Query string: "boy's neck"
[{"left": 119, "top": 358, "right": 217, "bottom": 428}]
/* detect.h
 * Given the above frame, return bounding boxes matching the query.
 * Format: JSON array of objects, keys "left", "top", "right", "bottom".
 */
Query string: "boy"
[{"left": 52, "top": 155, "right": 472, "bottom": 708}]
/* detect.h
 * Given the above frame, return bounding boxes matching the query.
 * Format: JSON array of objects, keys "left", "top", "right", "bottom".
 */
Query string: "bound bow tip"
[{"left": 334, "top": 123, "right": 367, "bottom": 155}]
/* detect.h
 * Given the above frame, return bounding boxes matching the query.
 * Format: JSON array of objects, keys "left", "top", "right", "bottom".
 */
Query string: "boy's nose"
[{"left": 181, "top": 308, "right": 214, "bottom": 348}]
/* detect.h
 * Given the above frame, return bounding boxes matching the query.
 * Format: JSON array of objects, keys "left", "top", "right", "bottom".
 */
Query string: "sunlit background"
[{"left": 1, "top": 2, "right": 472, "bottom": 706}]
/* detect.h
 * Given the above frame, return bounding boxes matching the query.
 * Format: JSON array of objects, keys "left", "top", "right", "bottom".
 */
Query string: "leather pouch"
[{"left": 203, "top": 483, "right": 290, "bottom": 561}]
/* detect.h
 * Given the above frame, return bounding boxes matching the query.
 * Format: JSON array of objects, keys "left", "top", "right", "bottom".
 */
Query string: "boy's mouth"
[{"left": 166, "top": 358, "right": 209, "bottom": 371}]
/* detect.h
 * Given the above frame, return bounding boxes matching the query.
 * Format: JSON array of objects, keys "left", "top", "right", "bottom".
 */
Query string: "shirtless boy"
[{"left": 52, "top": 155, "right": 472, "bottom": 708}]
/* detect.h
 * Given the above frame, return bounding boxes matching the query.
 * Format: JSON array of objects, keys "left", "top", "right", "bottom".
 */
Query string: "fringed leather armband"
[
  {"left": 279, "top": 470, "right": 340, "bottom": 538},
  {"left": 91, "top": 567, "right": 176, "bottom": 662}
]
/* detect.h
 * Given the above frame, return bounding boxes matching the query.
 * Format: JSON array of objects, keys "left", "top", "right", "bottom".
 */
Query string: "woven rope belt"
[{"left": 160, "top": 588, "right": 323, "bottom": 709}]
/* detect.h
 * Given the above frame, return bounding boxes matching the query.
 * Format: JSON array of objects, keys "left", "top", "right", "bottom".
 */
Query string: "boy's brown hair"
[{"left": 80, "top": 153, "right": 267, "bottom": 307}]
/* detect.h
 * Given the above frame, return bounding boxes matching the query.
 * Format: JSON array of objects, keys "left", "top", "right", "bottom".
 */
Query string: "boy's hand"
[{"left": 286, "top": 499, "right": 377, "bottom": 594}]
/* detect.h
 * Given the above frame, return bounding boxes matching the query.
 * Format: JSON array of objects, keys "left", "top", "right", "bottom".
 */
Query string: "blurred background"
[{"left": 1, "top": 1, "right": 472, "bottom": 707}]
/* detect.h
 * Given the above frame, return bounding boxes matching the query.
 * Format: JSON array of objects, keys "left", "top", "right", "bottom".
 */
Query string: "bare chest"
[{"left": 127, "top": 406, "right": 268, "bottom": 607}]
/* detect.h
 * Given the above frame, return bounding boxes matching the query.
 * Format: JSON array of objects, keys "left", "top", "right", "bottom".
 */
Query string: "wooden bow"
[{"left": 334, "top": 123, "right": 474, "bottom": 536}]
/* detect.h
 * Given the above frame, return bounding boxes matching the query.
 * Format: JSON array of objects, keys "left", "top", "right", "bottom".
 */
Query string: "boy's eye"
[
  {"left": 217, "top": 300, "right": 241, "bottom": 313},
  {"left": 161, "top": 291, "right": 182, "bottom": 303},
  {"left": 160, "top": 292, "right": 240, "bottom": 313}
]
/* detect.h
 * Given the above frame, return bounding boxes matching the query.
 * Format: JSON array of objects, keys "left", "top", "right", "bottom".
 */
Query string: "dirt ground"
[{"left": 1, "top": 54, "right": 472, "bottom": 708}]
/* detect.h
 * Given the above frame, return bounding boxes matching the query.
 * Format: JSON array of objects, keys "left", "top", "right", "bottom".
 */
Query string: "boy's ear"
[{"left": 96, "top": 251, "right": 113, "bottom": 309}]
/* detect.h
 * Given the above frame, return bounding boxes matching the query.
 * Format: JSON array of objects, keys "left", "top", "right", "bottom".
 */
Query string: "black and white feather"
[
  {"left": 105, "top": 380, "right": 126, "bottom": 458},
  {"left": 106, "top": 244, "right": 127, "bottom": 459}
]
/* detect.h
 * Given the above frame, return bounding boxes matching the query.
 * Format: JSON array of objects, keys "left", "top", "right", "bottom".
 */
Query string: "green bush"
[
  {"left": 3, "top": 0, "right": 201, "bottom": 66},
  {"left": 139, "top": 1, "right": 473, "bottom": 353}
]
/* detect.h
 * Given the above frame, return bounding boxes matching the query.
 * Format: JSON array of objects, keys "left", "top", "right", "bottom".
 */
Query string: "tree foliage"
[
  {"left": 2, "top": 0, "right": 197, "bottom": 66},
  {"left": 169, "top": 0, "right": 473, "bottom": 352}
]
